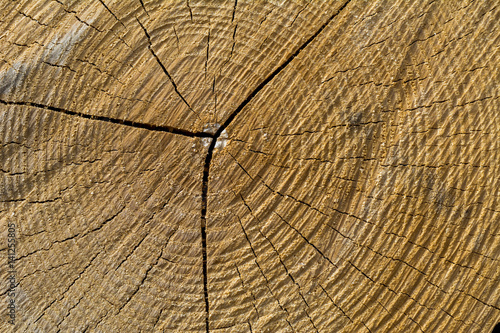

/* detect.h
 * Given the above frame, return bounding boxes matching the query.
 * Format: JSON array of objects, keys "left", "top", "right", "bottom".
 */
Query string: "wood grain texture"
[{"left": 0, "top": 0, "right": 499, "bottom": 332}]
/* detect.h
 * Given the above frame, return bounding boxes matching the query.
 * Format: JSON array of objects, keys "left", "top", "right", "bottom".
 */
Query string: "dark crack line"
[
  {"left": 136, "top": 18, "right": 201, "bottom": 120},
  {"left": 0, "top": 99, "right": 211, "bottom": 138},
  {"left": 205, "top": 29, "right": 210, "bottom": 81},
  {"left": 214, "top": 0, "right": 352, "bottom": 138},
  {"left": 186, "top": 0, "right": 193, "bottom": 21},
  {"left": 201, "top": 214, "right": 210, "bottom": 332},
  {"left": 198, "top": 2, "right": 351, "bottom": 331},
  {"left": 139, "top": 0, "right": 149, "bottom": 17},
  {"left": 98, "top": 0, "right": 126, "bottom": 28},
  {"left": 232, "top": 0, "right": 238, "bottom": 23}
]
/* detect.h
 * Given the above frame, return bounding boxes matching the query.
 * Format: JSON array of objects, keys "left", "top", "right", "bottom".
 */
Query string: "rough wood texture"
[{"left": 1, "top": 0, "right": 499, "bottom": 332}]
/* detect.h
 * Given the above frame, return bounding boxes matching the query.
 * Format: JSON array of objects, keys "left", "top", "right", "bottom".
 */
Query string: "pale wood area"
[{"left": 0, "top": 1, "right": 499, "bottom": 332}]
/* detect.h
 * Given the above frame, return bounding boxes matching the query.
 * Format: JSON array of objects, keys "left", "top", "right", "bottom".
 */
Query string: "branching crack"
[
  {"left": 198, "top": 1, "right": 352, "bottom": 331},
  {"left": 6, "top": 2, "right": 355, "bottom": 330}
]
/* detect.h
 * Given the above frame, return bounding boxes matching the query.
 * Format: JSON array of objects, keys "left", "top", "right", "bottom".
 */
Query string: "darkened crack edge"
[
  {"left": 0, "top": 99, "right": 211, "bottom": 138},
  {"left": 199, "top": 1, "right": 352, "bottom": 331}
]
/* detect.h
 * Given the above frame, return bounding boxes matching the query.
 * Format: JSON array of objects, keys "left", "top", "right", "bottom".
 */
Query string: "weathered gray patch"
[
  {"left": 0, "top": 20, "right": 93, "bottom": 95},
  {"left": 0, "top": 62, "right": 29, "bottom": 95},
  {"left": 43, "top": 22, "right": 91, "bottom": 65}
]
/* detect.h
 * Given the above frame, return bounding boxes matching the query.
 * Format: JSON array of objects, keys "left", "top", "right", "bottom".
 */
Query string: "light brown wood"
[{"left": 1, "top": 0, "right": 499, "bottom": 332}]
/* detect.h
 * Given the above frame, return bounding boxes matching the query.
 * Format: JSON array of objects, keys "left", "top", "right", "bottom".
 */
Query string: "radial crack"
[
  {"left": 136, "top": 18, "right": 201, "bottom": 120},
  {"left": 232, "top": 0, "right": 237, "bottom": 23},
  {"left": 98, "top": 0, "right": 126, "bottom": 28},
  {"left": 198, "top": 2, "right": 352, "bottom": 331},
  {"left": 0, "top": 99, "right": 211, "bottom": 138},
  {"left": 186, "top": 0, "right": 193, "bottom": 21},
  {"left": 216, "top": 0, "right": 352, "bottom": 136},
  {"left": 139, "top": 0, "right": 149, "bottom": 17}
]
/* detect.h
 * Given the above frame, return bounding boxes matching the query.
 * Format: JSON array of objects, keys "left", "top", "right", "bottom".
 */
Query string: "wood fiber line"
[{"left": 1, "top": 0, "right": 500, "bottom": 332}]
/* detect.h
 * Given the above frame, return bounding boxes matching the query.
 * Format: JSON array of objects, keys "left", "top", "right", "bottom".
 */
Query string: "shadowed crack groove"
[
  {"left": 0, "top": 99, "right": 211, "bottom": 138},
  {"left": 136, "top": 18, "right": 201, "bottom": 120},
  {"left": 199, "top": 1, "right": 351, "bottom": 331},
  {"left": 232, "top": 0, "right": 237, "bottom": 23},
  {"left": 186, "top": 0, "right": 193, "bottom": 21},
  {"left": 139, "top": 0, "right": 149, "bottom": 17},
  {"left": 98, "top": 0, "right": 126, "bottom": 28}
]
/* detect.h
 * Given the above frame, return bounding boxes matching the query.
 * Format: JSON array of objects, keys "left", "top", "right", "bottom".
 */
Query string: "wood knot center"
[{"left": 202, "top": 123, "right": 228, "bottom": 149}]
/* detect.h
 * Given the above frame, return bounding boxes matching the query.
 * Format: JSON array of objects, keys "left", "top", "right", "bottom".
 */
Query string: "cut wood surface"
[{"left": 0, "top": 0, "right": 499, "bottom": 332}]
